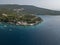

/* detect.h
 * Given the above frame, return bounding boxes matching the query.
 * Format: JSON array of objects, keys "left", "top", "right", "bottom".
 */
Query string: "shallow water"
[{"left": 0, "top": 15, "right": 60, "bottom": 45}]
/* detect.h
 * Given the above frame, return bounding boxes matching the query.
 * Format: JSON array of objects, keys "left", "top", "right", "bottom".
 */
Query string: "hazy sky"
[{"left": 0, "top": 0, "right": 60, "bottom": 10}]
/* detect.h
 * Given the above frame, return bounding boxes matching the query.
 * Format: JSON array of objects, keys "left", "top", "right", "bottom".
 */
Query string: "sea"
[{"left": 0, "top": 15, "right": 60, "bottom": 45}]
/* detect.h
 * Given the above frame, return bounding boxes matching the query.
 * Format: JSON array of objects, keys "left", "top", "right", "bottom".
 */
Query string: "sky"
[{"left": 0, "top": 0, "right": 60, "bottom": 11}]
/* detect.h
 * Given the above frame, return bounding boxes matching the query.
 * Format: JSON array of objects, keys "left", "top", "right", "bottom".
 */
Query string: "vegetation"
[
  {"left": 0, "top": 4, "right": 60, "bottom": 15},
  {"left": 0, "top": 8, "right": 42, "bottom": 25}
]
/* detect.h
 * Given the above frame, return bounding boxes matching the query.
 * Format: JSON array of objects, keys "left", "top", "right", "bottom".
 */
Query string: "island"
[{"left": 0, "top": 8, "right": 43, "bottom": 26}]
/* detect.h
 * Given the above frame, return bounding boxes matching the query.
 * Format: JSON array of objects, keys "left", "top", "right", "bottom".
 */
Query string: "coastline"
[{"left": 0, "top": 20, "right": 43, "bottom": 26}]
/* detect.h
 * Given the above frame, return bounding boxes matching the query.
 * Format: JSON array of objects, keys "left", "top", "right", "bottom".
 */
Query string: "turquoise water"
[{"left": 0, "top": 15, "right": 60, "bottom": 45}]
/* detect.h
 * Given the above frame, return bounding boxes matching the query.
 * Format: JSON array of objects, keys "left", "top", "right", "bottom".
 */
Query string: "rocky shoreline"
[{"left": 0, "top": 13, "right": 43, "bottom": 26}]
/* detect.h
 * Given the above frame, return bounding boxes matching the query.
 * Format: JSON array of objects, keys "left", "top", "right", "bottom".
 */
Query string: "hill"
[{"left": 0, "top": 4, "right": 60, "bottom": 15}]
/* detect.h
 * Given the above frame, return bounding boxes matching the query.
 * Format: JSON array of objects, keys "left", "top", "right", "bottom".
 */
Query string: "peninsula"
[{"left": 0, "top": 8, "right": 42, "bottom": 26}]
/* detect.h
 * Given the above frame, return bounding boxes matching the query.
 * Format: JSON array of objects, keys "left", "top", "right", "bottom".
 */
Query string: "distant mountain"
[{"left": 0, "top": 4, "right": 60, "bottom": 15}]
